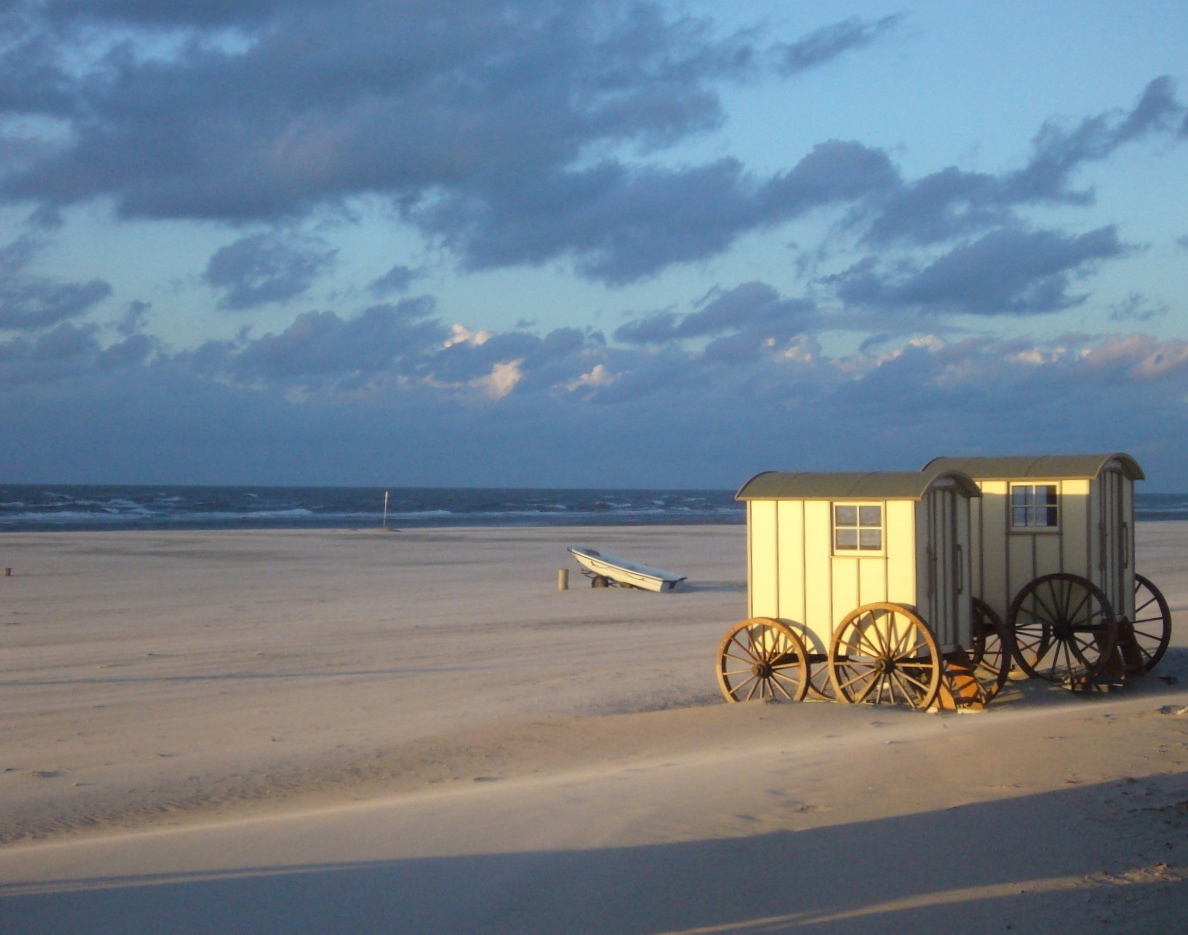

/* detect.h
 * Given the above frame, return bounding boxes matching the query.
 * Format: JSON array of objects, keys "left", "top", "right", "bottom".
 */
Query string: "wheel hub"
[
  {"left": 753, "top": 661, "right": 774, "bottom": 679},
  {"left": 873, "top": 656, "right": 894, "bottom": 676}
]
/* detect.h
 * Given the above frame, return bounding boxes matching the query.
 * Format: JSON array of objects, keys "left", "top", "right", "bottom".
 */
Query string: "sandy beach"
[{"left": 0, "top": 523, "right": 1185, "bottom": 933}]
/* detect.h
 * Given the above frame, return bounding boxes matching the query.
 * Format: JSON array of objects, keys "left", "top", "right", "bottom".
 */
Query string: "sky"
[{"left": 1, "top": 0, "right": 1187, "bottom": 490}]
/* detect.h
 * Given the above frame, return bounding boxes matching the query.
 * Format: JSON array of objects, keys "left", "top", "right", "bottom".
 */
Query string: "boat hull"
[{"left": 567, "top": 546, "right": 686, "bottom": 592}]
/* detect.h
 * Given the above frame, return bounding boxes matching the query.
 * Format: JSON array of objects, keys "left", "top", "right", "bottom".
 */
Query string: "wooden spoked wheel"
[
  {"left": 827, "top": 603, "right": 942, "bottom": 709},
  {"left": 1007, "top": 573, "right": 1117, "bottom": 686},
  {"left": 1128, "top": 573, "right": 1172, "bottom": 673},
  {"left": 806, "top": 656, "right": 836, "bottom": 701},
  {"left": 968, "top": 598, "right": 1011, "bottom": 702},
  {"left": 717, "top": 618, "right": 810, "bottom": 703}
]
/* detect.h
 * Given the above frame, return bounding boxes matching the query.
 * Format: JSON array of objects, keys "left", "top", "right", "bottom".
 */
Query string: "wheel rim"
[
  {"left": 1129, "top": 573, "right": 1172, "bottom": 673},
  {"left": 1008, "top": 573, "right": 1117, "bottom": 685},
  {"left": 828, "top": 604, "right": 941, "bottom": 709},
  {"left": 968, "top": 598, "right": 1011, "bottom": 702},
  {"left": 717, "top": 618, "right": 809, "bottom": 703}
]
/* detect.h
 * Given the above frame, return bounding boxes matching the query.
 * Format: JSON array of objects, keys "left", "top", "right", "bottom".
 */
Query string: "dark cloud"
[
  {"left": 203, "top": 233, "right": 337, "bottom": 310},
  {"left": 615, "top": 281, "right": 814, "bottom": 343},
  {"left": 432, "top": 158, "right": 760, "bottom": 284},
  {"left": 432, "top": 141, "right": 897, "bottom": 283},
  {"left": 45, "top": 0, "right": 288, "bottom": 27},
  {"left": 2, "top": 1, "right": 755, "bottom": 224},
  {"left": 114, "top": 299, "right": 151, "bottom": 336},
  {"left": 0, "top": 0, "right": 907, "bottom": 285},
  {"left": 1108, "top": 293, "right": 1166, "bottom": 323},
  {"left": 832, "top": 226, "right": 1127, "bottom": 315},
  {"left": 195, "top": 297, "right": 445, "bottom": 381},
  {"left": 761, "top": 140, "right": 898, "bottom": 215},
  {"left": 1006, "top": 77, "right": 1186, "bottom": 204},
  {"left": 0, "top": 235, "right": 113, "bottom": 330},
  {"left": 773, "top": 14, "right": 903, "bottom": 75},
  {"left": 863, "top": 78, "right": 1187, "bottom": 246},
  {"left": 368, "top": 263, "right": 418, "bottom": 296},
  {"left": 3, "top": 293, "right": 1187, "bottom": 486}
]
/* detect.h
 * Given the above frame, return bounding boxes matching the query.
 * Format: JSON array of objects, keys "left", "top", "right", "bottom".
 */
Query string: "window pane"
[
  {"left": 835, "top": 529, "right": 858, "bottom": 550},
  {"left": 1012, "top": 506, "right": 1029, "bottom": 527},
  {"left": 1011, "top": 487, "right": 1031, "bottom": 506},
  {"left": 1036, "top": 485, "right": 1057, "bottom": 505},
  {"left": 859, "top": 529, "right": 882, "bottom": 550},
  {"left": 1042, "top": 506, "right": 1058, "bottom": 526},
  {"left": 835, "top": 504, "right": 857, "bottom": 526},
  {"left": 858, "top": 505, "right": 882, "bottom": 527}
]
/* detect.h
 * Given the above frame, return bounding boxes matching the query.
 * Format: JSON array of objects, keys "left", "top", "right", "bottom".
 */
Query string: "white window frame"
[
  {"left": 833, "top": 502, "right": 885, "bottom": 554},
  {"left": 1009, "top": 483, "right": 1060, "bottom": 532}
]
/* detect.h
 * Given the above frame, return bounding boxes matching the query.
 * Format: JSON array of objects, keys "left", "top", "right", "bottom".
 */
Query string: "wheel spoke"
[
  {"left": 836, "top": 665, "right": 876, "bottom": 692},
  {"left": 896, "top": 668, "right": 936, "bottom": 694},
  {"left": 724, "top": 644, "right": 759, "bottom": 665},
  {"left": 1065, "top": 588, "right": 1092, "bottom": 626},
  {"left": 888, "top": 618, "right": 916, "bottom": 660},
  {"left": 854, "top": 625, "right": 883, "bottom": 658},
  {"left": 890, "top": 672, "right": 922, "bottom": 708}
]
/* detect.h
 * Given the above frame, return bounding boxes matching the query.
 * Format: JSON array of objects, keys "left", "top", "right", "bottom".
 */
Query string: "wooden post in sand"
[
  {"left": 382, "top": 491, "right": 389, "bottom": 530},
  {"left": 557, "top": 568, "right": 568, "bottom": 590}
]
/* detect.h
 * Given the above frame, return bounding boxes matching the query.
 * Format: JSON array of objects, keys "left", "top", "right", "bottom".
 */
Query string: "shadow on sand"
[{"left": 2, "top": 776, "right": 1185, "bottom": 935}]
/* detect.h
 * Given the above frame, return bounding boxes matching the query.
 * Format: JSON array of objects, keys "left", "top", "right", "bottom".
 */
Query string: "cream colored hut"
[
  {"left": 924, "top": 454, "right": 1142, "bottom": 619},
  {"left": 922, "top": 454, "right": 1169, "bottom": 684},
  {"left": 719, "top": 469, "right": 988, "bottom": 709}
]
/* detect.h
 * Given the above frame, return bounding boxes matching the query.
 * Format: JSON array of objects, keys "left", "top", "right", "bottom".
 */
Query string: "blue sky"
[{"left": 2, "top": 1, "right": 1187, "bottom": 489}]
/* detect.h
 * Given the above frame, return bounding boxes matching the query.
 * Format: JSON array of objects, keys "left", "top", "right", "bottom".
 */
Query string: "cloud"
[
  {"left": 0, "top": 0, "right": 907, "bottom": 286},
  {"left": 773, "top": 14, "right": 903, "bottom": 75},
  {"left": 203, "top": 233, "right": 337, "bottom": 310},
  {"left": 831, "top": 226, "right": 1127, "bottom": 315},
  {"left": 862, "top": 78, "right": 1188, "bottom": 246},
  {"left": 192, "top": 296, "right": 445, "bottom": 383},
  {"left": 1108, "top": 292, "right": 1167, "bottom": 323},
  {"left": 0, "top": 235, "right": 113, "bottom": 330},
  {"left": 368, "top": 263, "right": 419, "bottom": 296},
  {"left": 3, "top": 288, "right": 1187, "bottom": 486},
  {"left": 615, "top": 281, "right": 814, "bottom": 344},
  {"left": 2, "top": 1, "right": 755, "bottom": 224}
]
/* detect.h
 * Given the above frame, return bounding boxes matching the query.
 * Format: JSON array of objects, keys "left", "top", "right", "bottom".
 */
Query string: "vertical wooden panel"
[
  {"left": 1062, "top": 479, "right": 1090, "bottom": 580},
  {"left": 776, "top": 500, "right": 806, "bottom": 626},
  {"left": 748, "top": 500, "right": 779, "bottom": 619},
  {"left": 1097, "top": 469, "right": 1127, "bottom": 614},
  {"left": 858, "top": 557, "right": 888, "bottom": 608},
  {"left": 1034, "top": 530, "right": 1062, "bottom": 578},
  {"left": 804, "top": 500, "right": 833, "bottom": 647},
  {"left": 968, "top": 492, "right": 984, "bottom": 599},
  {"left": 1120, "top": 470, "right": 1135, "bottom": 618},
  {"left": 978, "top": 481, "right": 1011, "bottom": 619},
  {"left": 954, "top": 492, "right": 973, "bottom": 648},
  {"left": 886, "top": 500, "right": 917, "bottom": 607},
  {"left": 832, "top": 556, "right": 860, "bottom": 637}
]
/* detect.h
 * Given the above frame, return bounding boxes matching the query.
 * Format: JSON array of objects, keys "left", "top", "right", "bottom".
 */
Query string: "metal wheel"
[
  {"left": 1008, "top": 573, "right": 1118, "bottom": 686},
  {"left": 827, "top": 603, "right": 942, "bottom": 710},
  {"left": 1128, "top": 573, "right": 1172, "bottom": 673},
  {"left": 717, "top": 618, "right": 810, "bottom": 702},
  {"left": 969, "top": 598, "right": 1011, "bottom": 701}
]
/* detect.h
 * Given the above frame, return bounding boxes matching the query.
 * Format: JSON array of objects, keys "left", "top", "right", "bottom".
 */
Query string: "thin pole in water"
[{"left": 382, "top": 490, "right": 389, "bottom": 529}]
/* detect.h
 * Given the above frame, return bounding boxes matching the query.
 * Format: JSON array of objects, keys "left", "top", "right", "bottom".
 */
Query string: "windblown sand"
[{"left": 0, "top": 523, "right": 1185, "bottom": 933}]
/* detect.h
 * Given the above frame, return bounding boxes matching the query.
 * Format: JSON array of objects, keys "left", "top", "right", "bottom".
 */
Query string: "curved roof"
[
  {"left": 735, "top": 469, "right": 981, "bottom": 501},
  {"left": 921, "top": 453, "right": 1144, "bottom": 482}
]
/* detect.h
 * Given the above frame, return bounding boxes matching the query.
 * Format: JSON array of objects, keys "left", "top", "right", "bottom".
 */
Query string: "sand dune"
[{"left": 0, "top": 524, "right": 1185, "bottom": 933}]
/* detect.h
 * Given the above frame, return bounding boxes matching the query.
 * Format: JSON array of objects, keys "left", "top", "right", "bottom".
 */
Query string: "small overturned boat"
[{"left": 567, "top": 546, "right": 686, "bottom": 592}]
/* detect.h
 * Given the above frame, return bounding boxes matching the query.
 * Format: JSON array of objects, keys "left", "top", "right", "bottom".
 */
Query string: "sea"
[
  {"left": 0, "top": 484, "right": 746, "bottom": 532},
  {"left": 0, "top": 484, "right": 1185, "bottom": 533}
]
